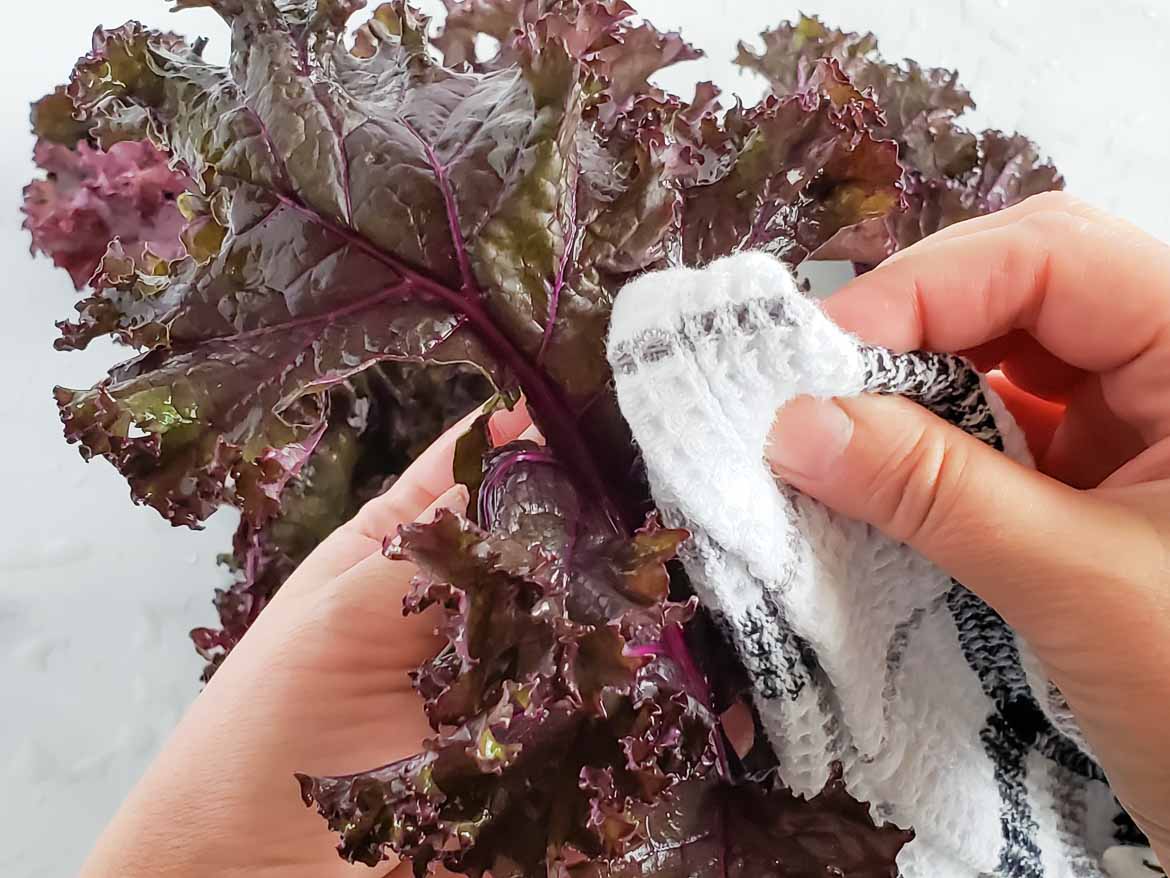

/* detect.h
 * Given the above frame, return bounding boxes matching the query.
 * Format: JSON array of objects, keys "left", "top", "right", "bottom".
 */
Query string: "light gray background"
[{"left": 1, "top": 1, "right": 1167, "bottom": 875}]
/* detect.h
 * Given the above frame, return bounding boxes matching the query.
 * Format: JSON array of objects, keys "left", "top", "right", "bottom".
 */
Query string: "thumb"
[{"left": 765, "top": 393, "right": 1148, "bottom": 656}]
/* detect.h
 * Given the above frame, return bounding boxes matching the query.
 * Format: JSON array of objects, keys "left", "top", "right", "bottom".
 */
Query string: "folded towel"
[{"left": 607, "top": 251, "right": 1160, "bottom": 877}]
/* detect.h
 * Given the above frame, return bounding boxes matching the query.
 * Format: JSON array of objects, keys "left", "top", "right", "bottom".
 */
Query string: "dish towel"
[{"left": 606, "top": 252, "right": 1162, "bottom": 878}]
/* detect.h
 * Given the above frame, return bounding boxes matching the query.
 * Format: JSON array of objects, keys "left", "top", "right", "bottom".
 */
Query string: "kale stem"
[
  {"left": 663, "top": 624, "right": 730, "bottom": 778},
  {"left": 274, "top": 193, "right": 626, "bottom": 531}
]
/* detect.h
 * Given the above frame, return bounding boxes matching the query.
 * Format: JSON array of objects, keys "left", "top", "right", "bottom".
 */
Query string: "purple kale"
[
  {"left": 298, "top": 451, "right": 713, "bottom": 874},
  {"left": 191, "top": 362, "right": 490, "bottom": 678},
  {"left": 24, "top": 2, "right": 1062, "bottom": 873},
  {"left": 23, "top": 92, "right": 188, "bottom": 292},
  {"left": 575, "top": 766, "right": 912, "bottom": 878},
  {"left": 738, "top": 13, "right": 1063, "bottom": 253}
]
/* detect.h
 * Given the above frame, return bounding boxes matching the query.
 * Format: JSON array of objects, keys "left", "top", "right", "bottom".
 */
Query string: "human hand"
[
  {"left": 766, "top": 193, "right": 1170, "bottom": 862},
  {"left": 81, "top": 404, "right": 534, "bottom": 878}
]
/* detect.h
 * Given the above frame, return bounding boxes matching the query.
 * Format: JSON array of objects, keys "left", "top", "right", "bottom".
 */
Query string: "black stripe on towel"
[{"left": 948, "top": 585, "right": 1045, "bottom": 878}]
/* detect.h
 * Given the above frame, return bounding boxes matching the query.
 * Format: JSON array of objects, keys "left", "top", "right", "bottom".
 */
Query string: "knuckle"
[
  {"left": 1017, "top": 195, "right": 1109, "bottom": 238},
  {"left": 1020, "top": 190, "right": 1081, "bottom": 213},
  {"left": 866, "top": 425, "right": 970, "bottom": 546},
  {"left": 1018, "top": 206, "right": 1084, "bottom": 236}
]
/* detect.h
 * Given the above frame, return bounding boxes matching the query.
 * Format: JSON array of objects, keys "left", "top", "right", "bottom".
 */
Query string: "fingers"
[
  {"left": 765, "top": 393, "right": 1158, "bottom": 654},
  {"left": 338, "top": 484, "right": 470, "bottom": 599},
  {"left": 880, "top": 191, "right": 1111, "bottom": 265},
  {"left": 985, "top": 373, "right": 1063, "bottom": 460},
  {"left": 280, "top": 401, "right": 531, "bottom": 595},
  {"left": 823, "top": 196, "right": 1170, "bottom": 442},
  {"left": 349, "top": 398, "right": 532, "bottom": 543},
  {"left": 956, "top": 331, "right": 1087, "bottom": 404},
  {"left": 256, "top": 482, "right": 470, "bottom": 678},
  {"left": 1101, "top": 436, "right": 1170, "bottom": 488},
  {"left": 1038, "top": 377, "right": 1147, "bottom": 487},
  {"left": 311, "top": 484, "right": 469, "bottom": 656},
  {"left": 995, "top": 331, "right": 1087, "bottom": 403}
]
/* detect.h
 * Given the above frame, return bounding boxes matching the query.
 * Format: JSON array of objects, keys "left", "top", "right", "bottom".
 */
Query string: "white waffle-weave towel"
[{"left": 606, "top": 252, "right": 1160, "bottom": 878}]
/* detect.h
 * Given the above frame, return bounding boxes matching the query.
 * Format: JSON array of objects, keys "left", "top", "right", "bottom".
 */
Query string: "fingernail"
[
  {"left": 518, "top": 423, "right": 545, "bottom": 444},
  {"left": 766, "top": 397, "right": 853, "bottom": 481},
  {"left": 419, "top": 483, "right": 470, "bottom": 522},
  {"left": 445, "top": 483, "right": 471, "bottom": 510}
]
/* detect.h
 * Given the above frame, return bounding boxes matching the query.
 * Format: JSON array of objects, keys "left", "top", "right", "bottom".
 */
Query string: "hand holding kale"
[
  {"left": 79, "top": 405, "right": 531, "bottom": 877},
  {"left": 80, "top": 408, "right": 911, "bottom": 878},
  {"left": 28, "top": 1, "right": 1060, "bottom": 874}
]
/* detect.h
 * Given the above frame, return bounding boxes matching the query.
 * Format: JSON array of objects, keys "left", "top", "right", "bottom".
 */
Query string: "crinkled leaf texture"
[
  {"left": 24, "top": 0, "right": 1064, "bottom": 873},
  {"left": 300, "top": 449, "right": 716, "bottom": 874},
  {"left": 25, "top": 0, "right": 915, "bottom": 659},
  {"left": 299, "top": 450, "right": 910, "bottom": 875},
  {"left": 575, "top": 766, "right": 911, "bottom": 878},
  {"left": 737, "top": 13, "right": 1063, "bottom": 253},
  {"left": 22, "top": 128, "right": 188, "bottom": 294},
  {"left": 29, "top": 0, "right": 910, "bottom": 528},
  {"left": 668, "top": 59, "right": 902, "bottom": 266},
  {"left": 191, "top": 362, "right": 489, "bottom": 679}
]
